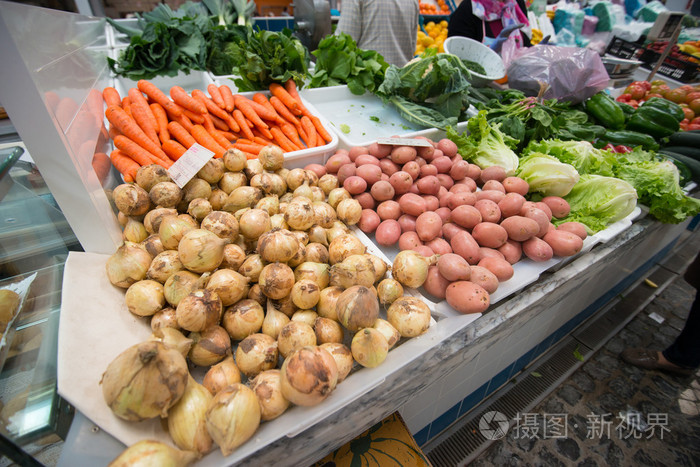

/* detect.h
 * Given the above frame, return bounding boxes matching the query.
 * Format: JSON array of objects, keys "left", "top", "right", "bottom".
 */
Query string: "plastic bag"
[{"left": 506, "top": 45, "right": 610, "bottom": 104}]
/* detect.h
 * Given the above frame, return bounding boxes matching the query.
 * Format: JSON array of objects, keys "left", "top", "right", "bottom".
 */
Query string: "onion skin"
[
  {"left": 277, "top": 321, "right": 317, "bottom": 358},
  {"left": 100, "top": 341, "right": 188, "bottom": 421},
  {"left": 319, "top": 343, "right": 353, "bottom": 383},
  {"left": 164, "top": 271, "right": 204, "bottom": 308},
  {"left": 249, "top": 369, "right": 290, "bottom": 421},
  {"left": 188, "top": 325, "right": 231, "bottom": 367},
  {"left": 291, "top": 280, "right": 321, "bottom": 309},
  {"left": 351, "top": 328, "right": 389, "bottom": 368},
  {"left": 279, "top": 346, "right": 338, "bottom": 406},
  {"left": 387, "top": 297, "right": 431, "bottom": 338},
  {"left": 150, "top": 306, "right": 180, "bottom": 331},
  {"left": 149, "top": 327, "right": 193, "bottom": 358},
  {"left": 330, "top": 254, "right": 376, "bottom": 289},
  {"left": 147, "top": 250, "right": 184, "bottom": 284},
  {"left": 203, "top": 355, "right": 242, "bottom": 396},
  {"left": 125, "top": 280, "right": 165, "bottom": 317},
  {"left": 294, "top": 262, "right": 330, "bottom": 289},
  {"left": 201, "top": 211, "right": 239, "bottom": 242},
  {"left": 178, "top": 229, "right": 226, "bottom": 274},
  {"left": 335, "top": 285, "right": 379, "bottom": 332},
  {"left": 328, "top": 234, "right": 366, "bottom": 265},
  {"left": 176, "top": 289, "right": 222, "bottom": 333},
  {"left": 258, "top": 263, "right": 295, "bottom": 300},
  {"left": 314, "top": 317, "right": 344, "bottom": 344},
  {"left": 373, "top": 318, "right": 401, "bottom": 349},
  {"left": 235, "top": 333, "right": 279, "bottom": 378},
  {"left": 376, "top": 279, "right": 404, "bottom": 308},
  {"left": 205, "top": 268, "right": 249, "bottom": 307},
  {"left": 113, "top": 183, "right": 150, "bottom": 217},
  {"left": 316, "top": 286, "right": 344, "bottom": 321},
  {"left": 205, "top": 383, "right": 261, "bottom": 457},
  {"left": 167, "top": 376, "right": 214, "bottom": 455},
  {"left": 222, "top": 299, "right": 264, "bottom": 341},
  {"left": 107, "top": 440, "right": 197, "bottom": 467},
  {"left": 257, "top": 229, "right": 300, "bottom": 263},
  {"left": 391, "top": 250, "right": 437, "bottom": 289},
  {"left": 135, "top": 164, "right": 171, "bottom": 192},
  {"left": 106, "top": 244, "right": 152, "bottom": 288}
]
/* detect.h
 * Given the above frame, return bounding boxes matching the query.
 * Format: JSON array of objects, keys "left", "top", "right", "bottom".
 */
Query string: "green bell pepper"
[{"left": 585, "top": 93, "right": 626, "bottom": 130}]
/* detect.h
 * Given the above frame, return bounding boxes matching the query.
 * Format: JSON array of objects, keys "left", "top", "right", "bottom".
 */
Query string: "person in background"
[
  {"left": 447, "top": 0, "right": 531, "bottom": 52},
  {"left": 335, "top": 0, "right": 419, "bottom": 67}
]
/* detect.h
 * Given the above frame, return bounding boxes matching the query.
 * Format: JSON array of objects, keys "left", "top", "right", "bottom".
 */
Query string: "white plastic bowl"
[{"left": 443, "top": 36, "right": 506, "bottom": 87}]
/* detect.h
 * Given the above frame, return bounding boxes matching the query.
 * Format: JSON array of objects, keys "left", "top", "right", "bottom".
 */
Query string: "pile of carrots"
[{"left": 103, "top": 79, "right": 333, "bottom": 182}]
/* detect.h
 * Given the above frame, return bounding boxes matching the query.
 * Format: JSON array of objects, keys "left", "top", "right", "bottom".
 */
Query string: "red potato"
[
  {"left": 399, "top": 193, "right": 427, "bottom": 217},
  {"left": 479, "top": 247, "right": 505, "bottom": 260},
  {"left": 348, "top": 146, "right": 369, "bottom": 161},
  {"left": 450, "top": 183, "right": 475, "bottom": 195},
  {"left": 416, "top": 143, "right": 435, "bottom": 161},
  {"left": 475, "top": 190, "right": 506, "bottom": 204},
  {"left": 522, "top": 236, "right": 554, "bottom": 262},
  {"left": 522, "top": 207, "right": 550, "bottom": 238},
  {"left": 408, "top": 183, "right": 420, "bottom": 194},
  {"left": 415, "top": 212, "right": 443, "bottom": 242},
  {"left": 450, "top": 231, "right": 482, "bottom": 264},
  {"left": 417, "top": 176, "right": 441, "bottom": 196},
  {"left": 466, "top": 164, "right": 482, "bottom": 181},
  {"left": 379, "top": 158, "right": 400, "bottom": 176},
  {"left": 389, "top": 171, "right": 413, "bottom": 195},
  {"left": 397, "top": 214, "right": 417, "bottom": 233},
  {"left": 402, "top": 161, "right": 420, "bottom": 180},
  {"left": 368, "top": 142, "right": 392, "bottom": 159},
  {"left": 337, "top": 164, "right": 357, "bottom": 185},
  {"left": 381, "top": 173, "right": 390, "bottom": 182},
  {"left": 419, "top": 164, "right": 438, "bottom": 178},
  {"left": 422, "top": 195, "right": 439, "bottom": 212},
  {"left": 534, "top": 202, "right": 553, "bottom": 220},
  {"left": 377, "top": 200, "right": 401, "bottom": 220},
  {"left": 472, "top": 222, "right": 508, "bottom": 249},
  {"left": 375, "top": 220, "right": 402, "bottom": 246},
  {"left": 423, "top": 266, "right": 451, "bottom": 300},
  {"left": 356, "top": 164, "right": 383, "bottom": 185},
  {"left": 355, "top": 154, "right": 380, "bottom": 167},
  {"left": 446, "top": 281, "right": 490, "bottom": 314},
  {"left": 456, "top": 177, "right": 478, "bottom": 192},
  {"left": 390, "top": 146, "right": 417, "bottom": 164},
  {"left": 452, "top": 154, "right": 463, "bottom": 165},
  {"left": 474, "top": 199, "right": 501, "bottom": 223},
  {"left": 545, "top": 223, "right": 557, "bottom": 235},
  {"left": 354, "top": 192, "right": 376, "bottom": 210},
  {"left": 469, "top": 265, "right": 499, "bottom": 293},
  {"left": 432, "top": 156, "right": 453, "bottom": 174},
  {"left": 498, "top": 192, "right": 526, "bottom": 218},
  {"left": 557, "top": 221, "right": 588, "bottom": 240},
  {"left": 442, "top": 222, "right": 466, "bottom": 242},
  {"left": 477, "top": 257, "right": 514, "bottom": 282},
  {"left": 427, "top": 237, "right": 452, "bottom": 255},
  {"left": 451, "top": 205, "right": 482, "bottom": 229},
  {"left": 304, "top": 163, "right": 327, "bottom": 178},
  {"left": 343, "top": 175, "right": 367, "bottom": 195},
  {"left": 371, "top": 180, "right": 395, "bottom": 202},
  {"left": 481, "top": 180, "right": 505, "bottom": 193},
  {"left": 541, "top": 196, "right": 571, "bottom": 218},
  {"left": 521, "top": 201, "right": 537, "bottom": 211},
  {"left": 437, "top": 138, "right": 458, "bottom": 158},
  {"left": 325, "top": 153, "right": 352, "bottom": 174},
  {"left": 438, "top": 186, "right": 449, "bottom": 205},
  {"left": 500, "top": 216, "right": 540, "bottom": 242},
  {"left": 440, "top": 192, "right": 454, "bottom": 209},
  {"left": 479, "top": 166, "right": 507, "bottom": 184},
  {"left": 498, "top": 239, "right": 522, "bottom": 264},
  {"left": 543, "top": 230, "right": 584, "bottom": 257},
  {"left": 448, "top": 192, "right": 477, "bottom": 210},
  {"left": 358, "top": 209, "right": 381, "bottom": 233},
  {"left": 427, "top": 149, "right": 443, "bottom": 161},
  {"left": 415, "top": 156, "right": 427, "bottom": 167},
  {"left": 438, "top": 253, "right": 471, "bottom": 281},
  {"left": 502, "top": 177, "right": 529, "bottom": 196},
  {"left": 435, "top": 207, "right": 452, "bottom": 224},
  {"left": 413, "top": 245, "right": 435, "bottom": 257},
  {"left": 449, "top": 160, "right": 469, "bottom": 181},
  {"left": 437, "top": 174, "right": 455, "bottom": 190},
  {"left": 398, "top": 231, "right": 421, "bottom": 250}
]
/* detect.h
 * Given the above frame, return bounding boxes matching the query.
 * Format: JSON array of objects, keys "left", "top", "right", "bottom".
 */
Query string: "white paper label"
[
  {"left": 167, "top": 143, "right": 215, "bottom": 188},
  {"left": 648, "top": 312, "right": 665, "bottom": 324},
  {"left": 376, "top": 137, "right": 432, "bottom": 147}
]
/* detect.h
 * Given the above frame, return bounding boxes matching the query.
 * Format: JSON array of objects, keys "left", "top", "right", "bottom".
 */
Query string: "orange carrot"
[
  {"left": 121, "top": 97, "right": 132, "bottom": 117},
  {"left": 114, "top": 134, "right": 172, "bottom": 168},
  {"left": 219, "top": 85, "right": 235, "bottom": 112},
  {"left": 150, "top": 103, "right": 170, "bottom": 144},
  {"left": 269, "top": 83, "right": 301, "bottom": 115},
  {"left": 102, "top": 87, "right": 122, "bottom": 108},
  {"left": 202, "top": 113, "right": 217, "bottom": 133},
  {"left": 207, "top": 84, "right": 226, "bottom": 109},
  {"left": 110, "top": 149, "right": 140, "bottom": 180},
  {"left": 233, "top": 141, "right": 266, "bottom": 154},
  {"left": 170, "top": 112, "right": 194, "bottom": 132},
  {"left": 234, "top": 95, "right": 269, "bottom": 129},
  {"left": 162, "top": 139, "right": 188, "bottom": 161},
  {"left": 105, "top": 105, "right": 168, "bottom": 161},
  {"left": 167, "top": 121, "right": 196, "bottom": 149},
  {"left": 269, "top": 96, "right": 303, "bottom": 127},
  {"left": 281, "top": 123, "right": 304, "bottom": 149},
  {"left": 220, "top": 130, "right": 237, "bottom": 141},
  {"left": 191, "top": 124, "right": 227, "bottom": 158},
  {"left": 192, "top": 89, "right": 239, "bottom": 131},
  {"left": 209, "top": 128, "right": 234, "bottom": 150},
  {"left": 128, "top": 88, "right": 159, "bottom": 145},
  {"left": 183, "top": 108, "right": 205, "bottom": 124},
  {"left": 170, "top": 86, "right": 207, "bottom": 114},
  {"left": 108, "top": 126, "right": 123, "bottom": 142},
  {"left": 310, "top": 116, "right": 332, "bottom": 144},
  {"left": 253, "top": 135, "right": 275, "bottom": 146},
  {"left": 207, "top": 113, "right": 227, "bottom": 132},
  {"left": 301, "top": 115, "right": 317, "bottom": 147},
  {"left": 138, "top": 80, "right": 182, "bottom": 117},
  {"left": 284, "top": 79, "right": 313, "bottom": 117},
  {"left": 233, "top": 109, "right": 255, "bottom": 140},
  {"left": 270, "top": 127, "right": 297, "bottom": 152},
  {"left": 252, "top": 93, "right": 280, "bottom": 120},
  {"left": 236, "top": 94, "right": 278, "bottom": 122}
]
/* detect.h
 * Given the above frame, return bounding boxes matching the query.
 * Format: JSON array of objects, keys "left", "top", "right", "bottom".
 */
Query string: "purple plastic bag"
[{"left": 505, "top": 45, "right": 610, "bottom": 104}]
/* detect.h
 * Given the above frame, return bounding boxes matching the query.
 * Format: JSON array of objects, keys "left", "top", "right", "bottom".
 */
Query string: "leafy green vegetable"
[
  {"left": 446, "top": 111, "right": 519, "bottom": 175},
  {"left": 515, "top": 152, "right": 580, "bottom": 197},
  {"left": 461, "top": 59, "right": 486, "bottom": 75},
  {"left": 525, "top": 140, "right": 616, "bottom": 177}
]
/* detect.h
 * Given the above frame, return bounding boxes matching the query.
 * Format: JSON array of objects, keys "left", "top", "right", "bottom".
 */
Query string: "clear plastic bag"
[{"left": 505, "top": 45, "right": 610, "bottom": 104}]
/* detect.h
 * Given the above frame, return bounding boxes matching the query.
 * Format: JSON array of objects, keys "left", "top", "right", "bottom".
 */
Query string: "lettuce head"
[
  {"left": 525, "top": 139, "right": 616, "bottom": 176},
  {"left": 515, "top": 152, "right": 580, "bottom": 197}
]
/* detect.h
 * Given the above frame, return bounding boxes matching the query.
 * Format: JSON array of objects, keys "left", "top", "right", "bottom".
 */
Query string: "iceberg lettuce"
[
  {"left": 525, "top": 139, "right": 616, "bottom": 177},
  {"left": 515, "top": 152, "right": 580, "bottom": 197}
]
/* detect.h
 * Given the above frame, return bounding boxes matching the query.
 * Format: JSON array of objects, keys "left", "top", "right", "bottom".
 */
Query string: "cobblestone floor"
[{"left": 473, "top": 268, "right": 700, "bottom": 466}]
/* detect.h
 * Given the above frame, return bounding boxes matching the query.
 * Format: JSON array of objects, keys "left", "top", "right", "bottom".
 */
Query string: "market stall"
[{"left": 0, "top": 0, "right": 699, "bottom": 465}]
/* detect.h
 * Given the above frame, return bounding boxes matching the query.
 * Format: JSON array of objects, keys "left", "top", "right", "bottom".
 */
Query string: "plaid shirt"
[{"left": 335, "top": 0, "right": 419, "bottom": 67}]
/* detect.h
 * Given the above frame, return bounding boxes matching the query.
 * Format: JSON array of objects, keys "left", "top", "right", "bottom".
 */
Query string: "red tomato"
[
  {"left": 624, "top": 84, "right": 646, "bottom": 100},
  {"left": 627, "top": 100, "right": 639, "bottom": 108},
  {"left": 679, "top": 85, "right": 695, "bottom": 93},
  {"left": 616, "top": 93, "right": 632, "bottom": 102},
  {"left": 603, "top": 143, "right": 617, "bottom": 152},
  {"left": 632, "top": 81, "right": 652, "bottom": 92},
  {"left": 665, "top": 88, "right": 687, "bottom": 104},
  {"left": 687, "top": 123, "right": 700, "bottom": 130},
  {"left": 683, "top": 107, "right": 696, "bottom": 120},
  {"left": 645, "top": 93, "right": 663, "bottom": 100},
  {"left": 615, "top": 145, "right": 632, "bottom": 153},
  {"left": 685, "top": 92, "right": 700, "bottom": 103},
  {"left": 680, "top": 122, "right": 689, "bottom": 131},
  {"left": 689, "top": 98, "right": 700, "bottom": 114},
  {"left": 691, "top": 116, "right": 700, "bottom": 125}
]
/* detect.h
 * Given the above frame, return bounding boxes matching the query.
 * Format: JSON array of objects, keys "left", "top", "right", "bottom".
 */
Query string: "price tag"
[
  {"left": 167, "top": 143, "right": 215, "bottom": 188},
  {"left": 376, "top": 137, "right": 432, "bottom": 147}
]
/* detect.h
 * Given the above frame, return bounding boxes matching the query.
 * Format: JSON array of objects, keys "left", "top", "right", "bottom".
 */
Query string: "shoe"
[{"left": 621, "top": 348, "right": 693, "bottom": 376}]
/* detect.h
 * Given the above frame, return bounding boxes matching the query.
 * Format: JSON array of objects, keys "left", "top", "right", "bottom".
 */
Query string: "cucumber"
[
  {"left": 661, "top": 145, "right": 700, "bottom": 161},
  {"left": 667, "top": 131, "right": 700, "bottom": 148},
  {"left": 659, "top": 150, "right": 700, "bottom": 183},
  {"left": 657, "top": 152, "right": 694, "bottom": 185}
]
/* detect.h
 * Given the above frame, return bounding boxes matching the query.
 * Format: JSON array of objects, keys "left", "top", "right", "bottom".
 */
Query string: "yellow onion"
[
  {"left": 258, "top": 173, "right": 287, "bottom": 197},
  {"left": 150, "top": 306, "right": 179, "bottom": 331},
  {"left": 144, "top": 208, "right": 178, "bottom": 234},
  {"left": 178, "top": 214, "right": 199, "bottom": 228},
  {"left": 223, "top": 148, "right": 247, "bottom": 172},
  {"left": 293, "top": 262, "right": 330, "bottom": 289},
  {"left": 284, "top": 197, "right": 315, "bottom": 231},
  {"left": 387, "top": 296, "right": 431, "bottom": 338},
  {"left": 305, "top": 243, "right": 330, "bottom": 264},
  {"left": 159, "top": 216, "right": 195, "bottom": 250},
  {"left": 197, "top": 158, "right": 225, "bottom": 184},
  {"left": 258, "top": 145, "right": 285, "bottom": 171},
  {"left": 293, "top": 183, "right": 313, "bottom": 200},
  {"left": 123, "top": 217, "right": 148, "bottom": 243},
  {"left": 244, "top": 159, "right": 263, "bottom": 179},
  {"left": 178, "top": 229, "right": 226, "bottom": 273},
  {"left": 203, "top": 355, "right": 241, "bottom": 396},
  {"left": 290, "top": 280, "right": 320, "bottom": 309},
  {"left": 328, "top": 234, "right": 366, "bottom": 265},
  {"left": 106, "top": 243, "right": 153, "bottom": 288},
  {"left": 149, "top": 181, "right": 183, "bottom": 208},
  {"left": 118, "top": 212, "right": 130, "bottom": 227},
  {"left": 310, "top": 186, "right": 325, "bottom": 203},
  {"left": 290, "top": 230, "right": 309, "bottom": 246},
  {"left": 365, "top": 254, "right": 388, "bottom": 283},
  {"left": 176, "top": 289, "right": 222, "bottom": 332},
  {"left": 142, "top": 234, "right": 166, "bottom": 257},
  {"left": 257, "top": 229, "right": 300, "bottom": 263},
  {"left": 167, "top": 376, "right": 214, "bottom": 455},
  {"left": 291, "top": 310, "right": 318, "bottom": 327},
  {"left": 188, "top": 325, "right": 231, "bottom": 367},
  {"left": 209, "top": 188, "right": 228, "bottom": 211},
  {"left": 373, "top": 318, "right": 401, "bottom": 349},
  {"left": 279, "top": 346, "right": 338, "bottom": 406},
  {"left": 113, "top": 183, "right": 150, "bottom": 216},
  {"left": 249, "top": 369, "right": 289, "bottom": 421},
  {"left": 164, "top": 271, "right": 206, "bottom": 307},
  {"left": 376, "top": 279, "right": 404, "bottom": 308},
  {"left": 187, "top": 198, "right": 213, "bottom": 222},
  {"left": 326, "top": 222, "right": 351, "bottom": 243},
  {"left": 318, "top": 174, "right": 339, "bottom": 195},
  {"left": 222, "top": 299, "right": 264, "bottom": 341},
  {"left": 280, "top": 191, "right": 294, "bottom": 203},
  {"left": 239, "top": 208, "right": 271, "bottom": 241},
  {"left": 336, "top": 199, "right": 362, "bottom": 225},
  {"left": 248, "top": 284, "right": 266, "bottom": 307},
  {"left": 327, "top": 187, "right": 351, "bottom": 209},
  {"left": 101, "top": 341, "right": 188, "bottom": 421},
  {"left": 135, "top": 164, "right": 171, "bottom": 192},
  {"left": 238, "top": 254, "right": 265, "bottom": 282},
  {"left": 147, "top": 250, "right": 184, "bottom": 284},
  {"left": 287, "top": 243, "right": 307, "bottom": 268},
  {"left": 335, "top": 285, "right": 379, "bottom": 332},
  {"left": 107, "top": 440, "right": 196, "bottom": 467},
  {"left": 222, "top": 186, "right": 263, "bottom": 213},
  {"left": 150, "top": 327, "right": 193, "bottom": 358},
  {"left": 314, "top": 317, "right": 344, "bottom": 344},
  {"left": 307, "top": 226, "right": 328, "bottom": 246},
  {"left": 270, "top": 294, "right": 297, "bottom": 318},
  {"left": 306, "top": 169, "right": 319, "bottom": 186},
  {"left": 258, "top": 263, "right": 295, "bottom": 300},
  {"left": 313, "top": 202, "right": 337, "bottom": 228},
  {"left": 205, "top": 383, "right": 261, "bottom": 456},
  {"left": 394, "top": 251, "right": 439, "bottom": 289},
  {"left": 182, "top": 178, "right": 212, "bottom": 204},
  {"left": 277, "top": 321, "right": 316, "bottom": 358},
  {"left": 219, "top": 171, "right": 248, "bottom": 195},
  {"left": 330, "top": 255, "right": 376, "bottom": 289},
  {"left": 286, "top": 168, "right": 310, "bottom": 191},
  {"left": 262, "top": 302, "right": 290, "bottom": 340},
  {"left": 316, "top": 286, "right": 343, "bottom": 321},
  {"left": 256, "top": 195, "right": 280, "bottom": 215},
  {"left": 269, "top": 213, "right": 288, "bottom": 230},
  {"left": 200, "top": 211, "right": 239, "bottom": 242},
  {"left": 205, "top": 269, "right": 249, "bottom": 307},
  {"left": 320, "top": 343, "right": 353, "bottom": 383},
  {"left": 220, "top": 244, "right": 246, "bottom": 270},
  {"left": 125, "top": 280, "right": 165, "bottom": 317},
  {"left": 351, "top": 328, "right": 389, "bottom": 368},
  {"left": 235, "top": 333, "right": 279, "bottom": 378}
]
